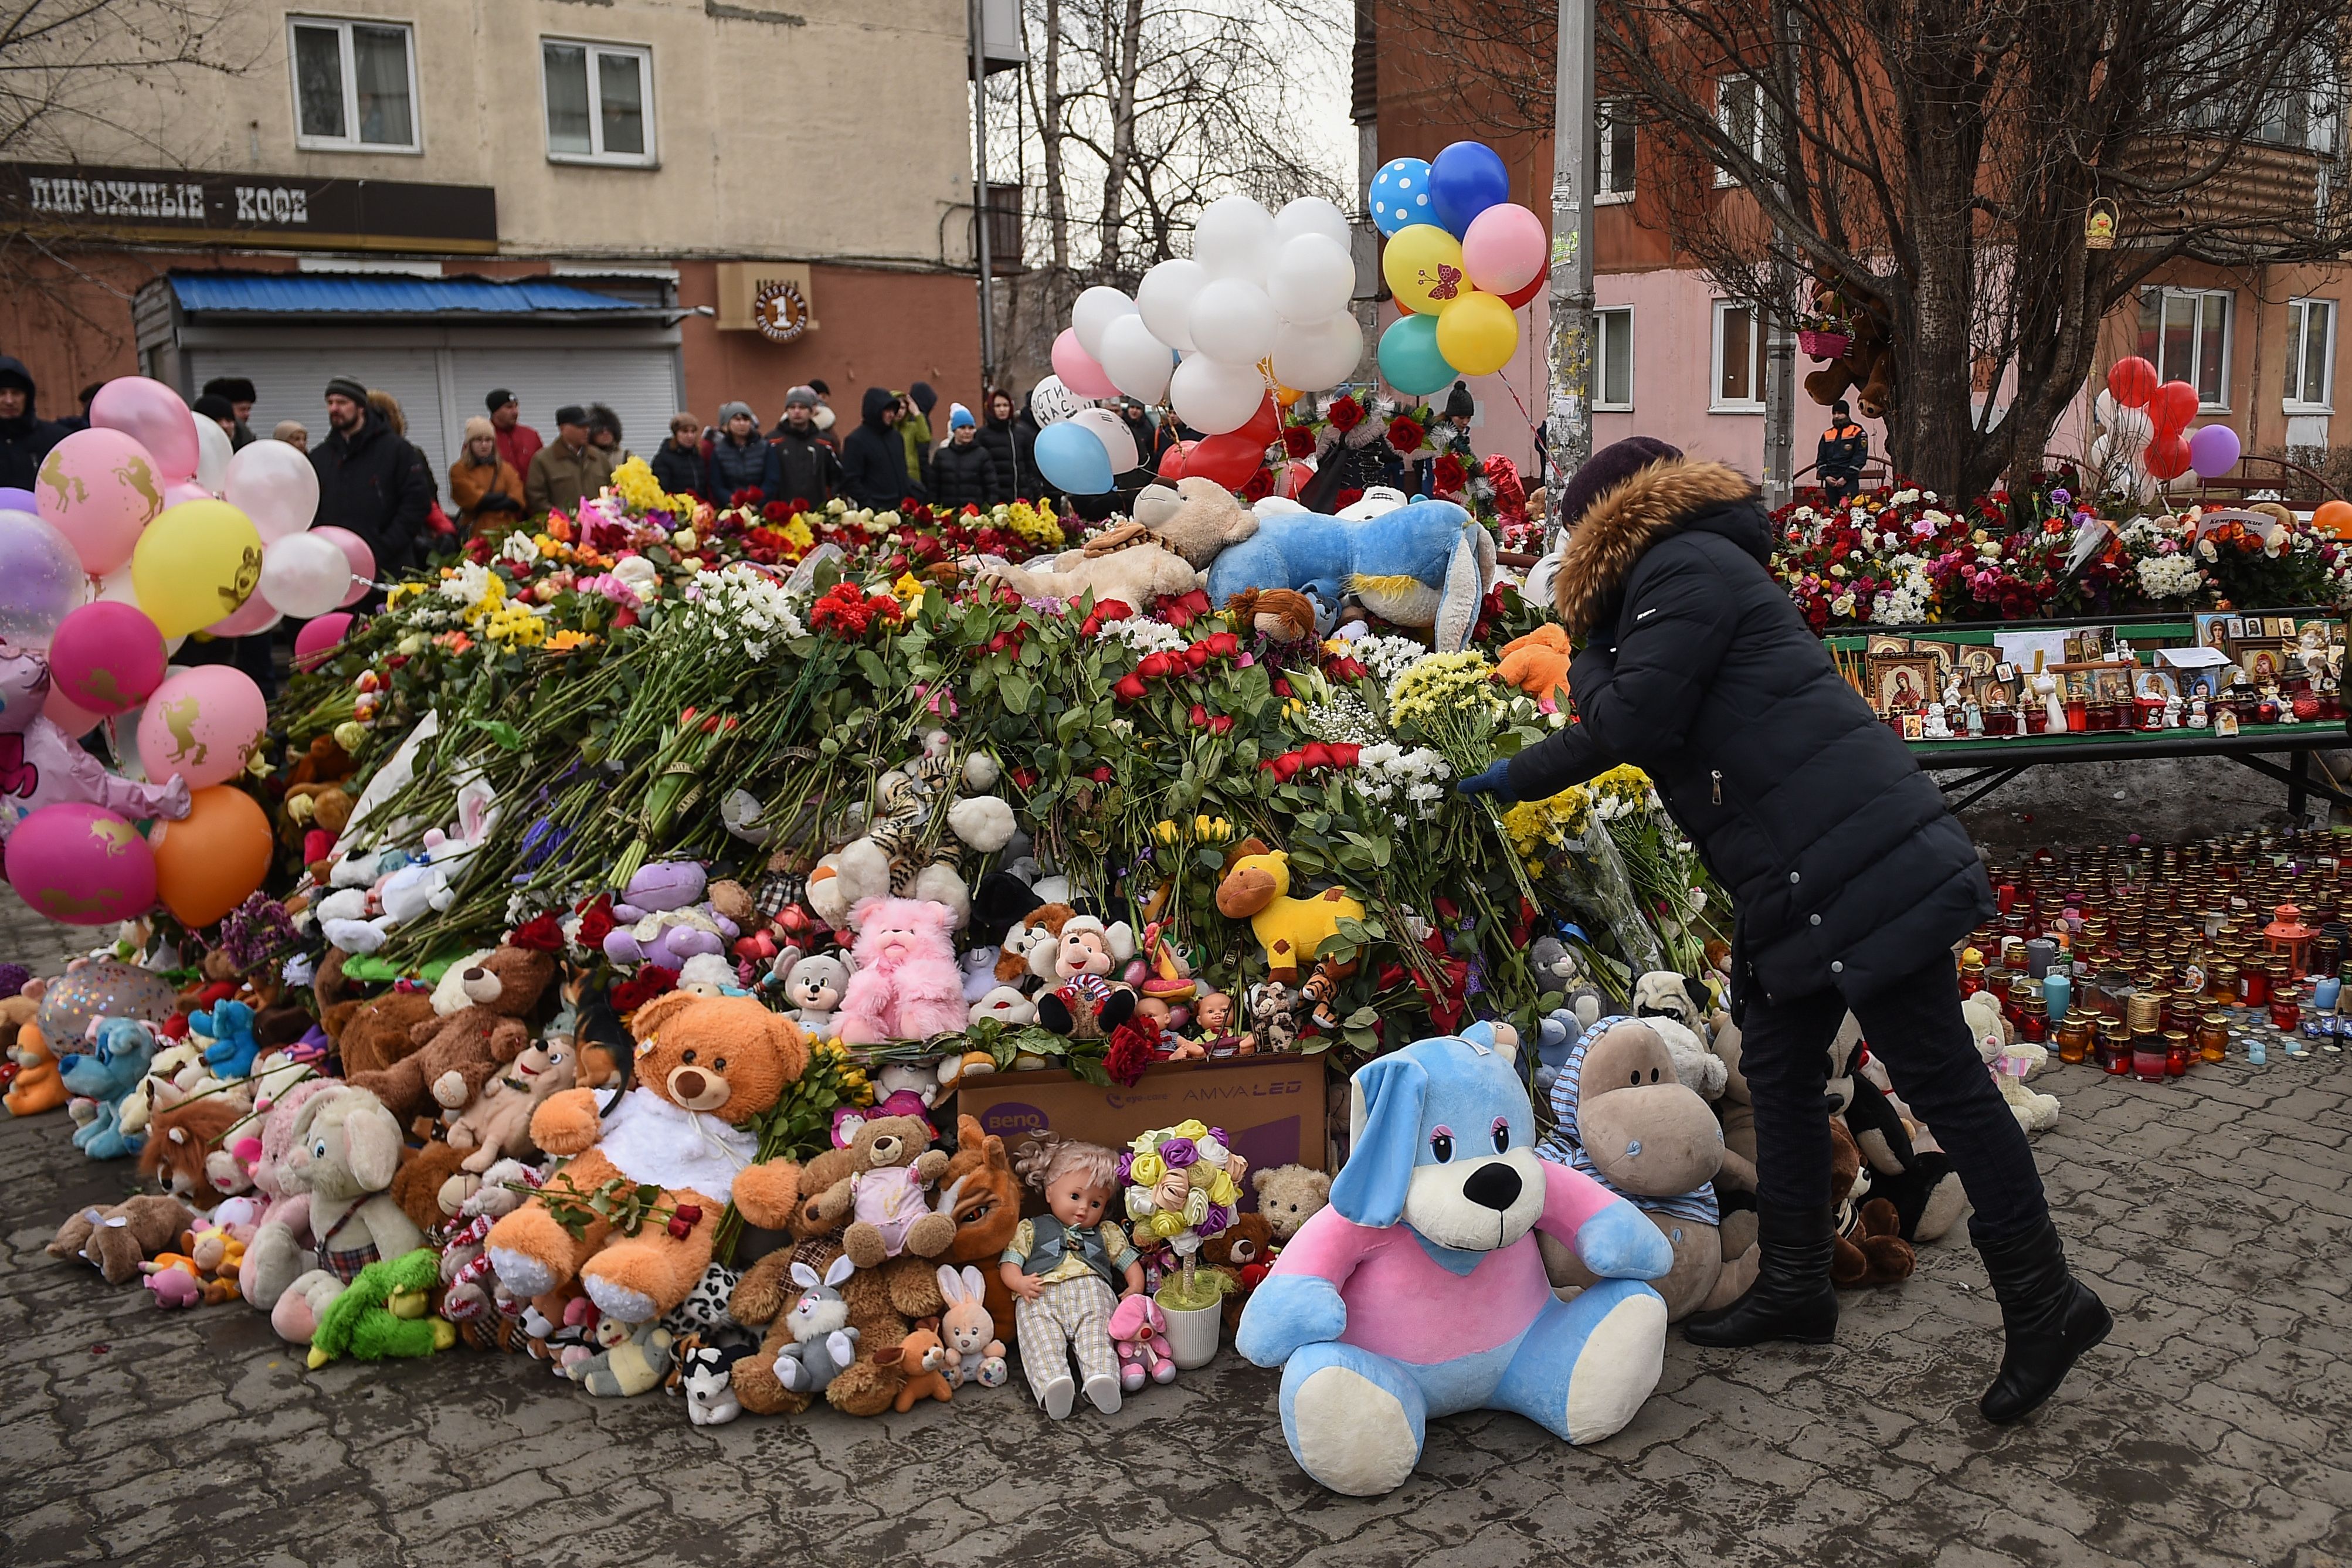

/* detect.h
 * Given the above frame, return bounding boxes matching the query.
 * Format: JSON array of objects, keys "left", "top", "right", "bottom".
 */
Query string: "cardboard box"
[{"left": 952, "top": 1053, "right": 1329, "bottom": 1216}]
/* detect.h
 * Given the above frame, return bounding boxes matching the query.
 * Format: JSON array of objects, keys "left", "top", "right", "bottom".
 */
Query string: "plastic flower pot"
[
  {"left": 1154, "top": 1279, "right": 1226, "bottom": 1369},
  {"left": 1798, "top": 329, "right": 1851, "bottom": 361}
]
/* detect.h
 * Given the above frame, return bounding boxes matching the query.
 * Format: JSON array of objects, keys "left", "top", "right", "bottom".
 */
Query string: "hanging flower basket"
[{"left": 1799, "top": 329, "right": 1851, "bottom": 361}]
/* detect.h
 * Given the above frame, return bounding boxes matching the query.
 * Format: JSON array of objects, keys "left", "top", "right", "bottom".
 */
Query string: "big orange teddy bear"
[
  {"left": 1496, "top": 625, "right": 1576, "bottom": 712},
  {"left": 485, "top": 992, "right": 806, "bottom": 1325}
]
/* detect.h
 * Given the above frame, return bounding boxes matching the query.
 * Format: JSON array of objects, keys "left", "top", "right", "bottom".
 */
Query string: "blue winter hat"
[{"left": 948, "top": 402, "right": 976, "bottom": 430}]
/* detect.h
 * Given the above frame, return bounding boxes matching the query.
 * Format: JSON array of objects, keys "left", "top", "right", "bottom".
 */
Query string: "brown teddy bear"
[
  {"left": 347, "top": 944, "right": 555, "bottom": 1128},
  {"left": 1802, "top": 292, "right": 1896, "bottom": 420},
  {"left": 1203, "top": 1211, "right": 1277, "bottom": 1329},
  {"left": 798, "top": 1114, "right": 955, "bottom": 1269},
  {"left": 50, "top": 1194, "right": 195, "bottom": 1284},
  {"left": 1831, "top": 1118, "right": 1914, "bottom": 1289},
  {"left": 331, "top": 983, "right": 438, "bottom": 1077},
  {"left": 484, "top": 992, "right": 806, "bottom": 1326}
]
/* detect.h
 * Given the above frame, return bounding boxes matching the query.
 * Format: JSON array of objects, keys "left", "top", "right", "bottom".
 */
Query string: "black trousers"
[{"left": 1737, "top": 958, "right": 2047, "bottom": 1243}]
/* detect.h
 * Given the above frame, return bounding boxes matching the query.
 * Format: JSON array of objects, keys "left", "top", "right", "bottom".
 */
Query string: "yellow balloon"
[
  {"left": 1435, "top": 290, "right": 1521, "bottom": 375},
  {"left": 1382, "top": 223, "right": 1468, "bottom": 316},
  {"left": 131, "top": 501, "right": 263, "bottom": 638}
]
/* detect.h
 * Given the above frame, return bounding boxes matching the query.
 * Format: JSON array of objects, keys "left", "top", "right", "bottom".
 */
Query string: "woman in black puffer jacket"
[
  {"left": 930, "top": 404, "right": 1006, "bottom": 511},
  {"left": 1461, "top": 437, "right": 2108, "bottom": 1425}
]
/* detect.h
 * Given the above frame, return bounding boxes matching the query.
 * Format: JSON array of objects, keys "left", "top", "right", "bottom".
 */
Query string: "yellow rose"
[
  {"left": 1129, "top": 1152, "right": 1165, "bottom": 1187},
  {"left": 1172, "top": 1119, "right": 1209, "bottom": 1141},
  {"left": 1207, "top": 1172, "right": 1237, "bottom": 1207},
  {"left": 1149, "top": 1210, "right": 1187, "bottom": 1239}
]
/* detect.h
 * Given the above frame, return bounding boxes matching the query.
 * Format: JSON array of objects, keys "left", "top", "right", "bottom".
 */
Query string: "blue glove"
[{"left": 1455, "top": 758, "right": 1518, "bottom": 803}]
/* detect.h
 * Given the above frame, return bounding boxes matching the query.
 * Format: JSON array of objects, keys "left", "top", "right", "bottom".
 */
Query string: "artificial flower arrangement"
[{"left": 1123, "top": 1120, "right": 1245, "bottom": 1311}]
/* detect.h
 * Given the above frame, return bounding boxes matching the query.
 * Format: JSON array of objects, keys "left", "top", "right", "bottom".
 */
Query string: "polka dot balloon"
[{"left": 1369, "top": 157, "right": 1434, "bottom": 237}]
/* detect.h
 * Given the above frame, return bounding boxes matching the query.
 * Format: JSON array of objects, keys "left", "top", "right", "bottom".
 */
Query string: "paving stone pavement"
[{"left": 4, "top": 905, "right": 2351, "bottom": 1567}]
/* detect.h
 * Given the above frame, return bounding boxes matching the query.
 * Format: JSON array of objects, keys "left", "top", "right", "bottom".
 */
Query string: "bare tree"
[
  {"left": 990, "top": 0, "right": 1352, "bottom": 381},
  {"left": 1400, "top": 0, "right": 2352, "bottom": 498}
]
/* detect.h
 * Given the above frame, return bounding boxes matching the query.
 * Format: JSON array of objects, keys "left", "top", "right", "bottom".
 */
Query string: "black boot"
[
  {"left": 1683, "top": 1203, "right": 1839, "bottom": 1348},
  {"left": 1974, "top": 1219, "right": 2111, "bottom": 1423}
]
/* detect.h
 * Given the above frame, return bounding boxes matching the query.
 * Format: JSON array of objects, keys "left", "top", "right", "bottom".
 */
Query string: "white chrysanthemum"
[{"left": 1356, "top": 635, "right": 1430, "bottom": 685}]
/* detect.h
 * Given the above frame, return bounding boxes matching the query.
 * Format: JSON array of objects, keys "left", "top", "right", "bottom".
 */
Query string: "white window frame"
[
  {"left": 539, "top": 37, "right": 658, "bottom": 168},
  {"left": 1715, "top": 73, "right": 1766, "bottom": 188},
  {"left": 1597, "top": 99, "right": 1635, "bottom": 205},
  {"left": 1711, "top": 299, "right": 1766, "bottom": 412},
  {"left": 1594, "top": 306, "right": 1634, "bottom": 410},
  {"left": 2286, "top": 297, "right": 2337, "bottom": 413},
  {"left": 287, "top": 15, "right": 422, "bottom": 155},
  {"left": 2140, "top": 287, "right": 2235, "bottom": 412}
]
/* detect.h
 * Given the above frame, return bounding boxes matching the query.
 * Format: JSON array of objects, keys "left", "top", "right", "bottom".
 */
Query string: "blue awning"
[{"left": 167, "top": 270, "right": 642, "bottom": 315}]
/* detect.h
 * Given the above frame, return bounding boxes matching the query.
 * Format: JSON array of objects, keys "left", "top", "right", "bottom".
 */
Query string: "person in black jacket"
[
  {"left": 1010, "top": 395, "right": 1058, "bottom": 508},
  {"left": 1815, "top": 399, "right": 1869, "bottom": 505},
  {"left": 310, "top": 375, "right": 434, "bottom": 583},
  {"left": 929, "top": 403, "right": 1004, "bottom": 511},
  {"left": 650, "top": 413, "right": 707, "bottom": 498},
  {"left": 980, "top": 388, "right": 1026, "bottom": 500},
  {"left": 1459, "top": 437, "right": 2109, "bottom": 1424},
  {"left": 202, "top": 376, "right": 259, "bottom": 449},
  {"left": 839, "top": 386, "right": 923, "bottom": 510},
  {"left": 0, "top": 357, "right": 65, "bottom": 492},
  {"left": 705, "top": 402, "right": 781, "bottom": 504},
  {"left": 771, "top": 386, "right": 841, "bottom": 508}
]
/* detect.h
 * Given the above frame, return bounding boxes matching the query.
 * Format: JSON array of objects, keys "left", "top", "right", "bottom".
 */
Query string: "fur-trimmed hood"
[{"left": 1552, "top": 459, "right": 1762, "bottom": 634}]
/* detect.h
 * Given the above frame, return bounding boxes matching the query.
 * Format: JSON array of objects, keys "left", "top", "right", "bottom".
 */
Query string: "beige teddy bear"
[{"left": 977, "top": 477, "right": 1260, "bottom": 607}]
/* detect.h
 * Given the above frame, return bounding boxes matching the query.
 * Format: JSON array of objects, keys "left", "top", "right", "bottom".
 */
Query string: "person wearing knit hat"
[
  {"left": 1458, "top": 433, "right": 2107, "bottom": 1421},
  {"left": 1445, "top": 379, "right": 1476, "bottom": 423},
  {"left": 784, "top": 385, "right": 818, "bottom": 410},
  {"left": 484, "top": 388, "right": 541, "bottom": 476},
  {"left": 202, "top": 376, "right": 258, "bottom": 448},
  {"left": 705, "top": 399, "right": 782, "bottom": 503},
  {"left": 771, "top": 389, "right": 841, "bottom": 505},
  {"left": 449, "top": 413, "right": 525, "bottom": 533},
  {"left": 190, "top": 392, "right": 238, "bottom": 437},
  {"left": 324, "top": 374, "right": 370, "bottom": 408},
  {"left": 948, "top": 402, "right": 975, "bottom": 430},
  {"left": 929, "top": 400, "right": 1005, "bottom": 510},
  {"left": 273, "top": 419, "right": 309, "bottom": 452}
]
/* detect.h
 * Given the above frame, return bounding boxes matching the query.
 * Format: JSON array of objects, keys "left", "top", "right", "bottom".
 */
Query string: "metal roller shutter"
[
  {"left": 445, "top": 348, "right": 681, "bottom": 469},
  {"left": 190, "top": 347, "right": 449, "bottom": 486}
]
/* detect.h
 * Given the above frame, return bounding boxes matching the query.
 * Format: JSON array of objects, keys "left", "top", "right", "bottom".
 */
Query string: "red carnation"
[
  {"left": 1281, "top": 426, "right": 1317, "bottom": 458},
  {"left": 1387, "top": 416, "right": 1426, "bottom": 453},
  {"left": 1328, "top": 396, "right": 1364, "bottom": 432}
]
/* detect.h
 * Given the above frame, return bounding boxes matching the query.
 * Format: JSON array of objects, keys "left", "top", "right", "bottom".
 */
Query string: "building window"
[
  {"left": 1595, "top": 307, "right": 1633, "bottom": 409},
  {"left": 541, "top": 39, "right": 654, "bottom": 165},
  {"left": 2136, "top": 287, "right": 2233, "bottom": 409},
  {"left": 2286, "top": 298, "right": 2337, "bottom": 411},
  {"left": 1715, "top": 73, "right": 1766, "bottom": 186},
  {"left": 1712, "top": 300, "right": 1764, "bottom": 410},
  {"left": 2252, "top": 45, "right": 2343, "bottom": 153},
  {"left": 1597, "top": 100, "right": 1635, "bottom": 203},
  {"left": 289, "top": 16, "right": 419, "bottom": 152}
]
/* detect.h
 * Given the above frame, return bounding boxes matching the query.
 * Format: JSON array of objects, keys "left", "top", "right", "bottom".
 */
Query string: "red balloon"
[
  {"left": 1157, "top": 440, "right": 1195, "bottom": 481},
  {"left": 1500, "top": 274, "right": 1545, "bottom": 310},
  {"left": 2106, "top": 356, "right": 2158, "bottom": 409},
  {"left": 1185, "top": 433, "right": 1267, "bottom": 489},
  {"left": 2150, "top": 380, "right": 2199, "bottom": 436},
  {"left": 2144, "top": 433, "right": 2192, "bottom": 481},
  {"left": 1239, "top": 395, "right": 1281, "bottom": 446}
]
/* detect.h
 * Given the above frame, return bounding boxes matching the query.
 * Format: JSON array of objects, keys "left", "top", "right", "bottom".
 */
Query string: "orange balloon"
[
  {"left": 2314, "top": 498, "right": 2352, "bottom": 538},
  {"left": 150, "top": 785, "right": 271, "bottom": 928},
  {"left": 1274, "top": 383, "right": 1304, "bottom": 408}
]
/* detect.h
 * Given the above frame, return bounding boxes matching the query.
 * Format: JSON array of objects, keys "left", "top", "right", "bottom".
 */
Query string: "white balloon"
[
  {"left": 1029, "top": 375, "right": 1090, "bottom": 427},
  {"left": 193, "top": 415, "right": 234, "bottom": 494},
  {"left": 1138, "top": 259, "right": 1208, "bottom": 352},
  {"left": 1267, "top": 234, "right": 1357, "bottom": 323},
  {"left": 1170, "top": 354, "right": 1267, "bottom": 436},
  {"left": 1072, "top": 287, "right": 1141, "bottom": 361},
  {"left": 1189, "top": 279, "right": 1279, "bottom": 368},
  {"left": 1099, "top": 314, "right": 1177, "bottom": 402},
  {"left": 2110, "top": 406, "right": 2153, "bottom": 453},
  {"left": 1274, "top": 196, "right": 1353, "bottom": 251},
  {"left": 2087, "top": 436, "right": 2112, "bottom": 473},
  {"left": 257, "top": 531, "right": 351, "bottom": 619},
  {"left": 94, "top": 563, "right": 139, "bottom": 608},
  {"left": 2093, "top": 389, "right": 2118, "bottom": 427},
  {"left": 1271, "top": 312, "right": 1365, "bottom": 391},
  {"left": 1070, "top": 408, "right": 1140, "bottom": 474},
  {"left": 222, "top": 439, "right": 321, "bottom": 544},
  {"left": 1192, "top": 195, "right": 1277, "bottom": 283}
]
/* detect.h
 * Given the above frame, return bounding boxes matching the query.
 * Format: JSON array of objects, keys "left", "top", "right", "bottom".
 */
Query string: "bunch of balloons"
[
  {"left": 2092, "top": 355, "right": 2241, "bottom": 491},
  {"left": 0, "top": 374, "right": 357, "bottom": 925},
  {"left": 1372, "top": 142, "right": 1548, "bottom": 395},
  {"left": 1034, "top": 193, "right": 1367, "bottom": 494}
]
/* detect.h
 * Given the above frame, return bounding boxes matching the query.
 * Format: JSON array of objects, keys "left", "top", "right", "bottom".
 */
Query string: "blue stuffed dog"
[
  {"left": 1206, "top": 498, "right": 1497, "bottom": 651},
  {"left": 58, "top": 1017, "right": 158, "bottom": 1160},
  {"left": 1234, "top": 1021, "right": 1674, "bottom": 1495},
  {"left": 192, "top": 999, "right": 261, "bottom": 1079}
]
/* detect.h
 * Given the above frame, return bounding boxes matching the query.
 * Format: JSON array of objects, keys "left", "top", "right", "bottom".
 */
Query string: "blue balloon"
[
  {"left": 1377, "top": 314, "right": 1452, "bottom": 396},
  {"left": 1430, "top": 141, "right": 1511, "bottom": 237},
  {"left": 1034, "top": 419, "right": 1115, "bottom": 495},
  {"left": 1368, "top": 157, "right": 1434, "bottom": 238}
]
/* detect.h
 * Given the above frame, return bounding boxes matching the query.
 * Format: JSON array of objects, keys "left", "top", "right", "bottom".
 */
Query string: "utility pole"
[
  {"left": 1544, "top": 0, "right": 1596, "bottom": 545},
  {"left": 1759, "top": 4, "right": 1798, "bottom": 508},
  {"left": 970, "top": 0, "right": 997, "bottom": 392}
]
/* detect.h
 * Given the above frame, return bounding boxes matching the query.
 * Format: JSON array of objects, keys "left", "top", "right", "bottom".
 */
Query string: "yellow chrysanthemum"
[{"left": 609, "top": 456, "right": 694, "bottom": 517}]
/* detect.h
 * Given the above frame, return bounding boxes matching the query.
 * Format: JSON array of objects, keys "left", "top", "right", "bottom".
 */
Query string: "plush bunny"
[
  {"left": 276, "top": 1085, "right": 426, "bottom": 1289},
  {"left": 771, "top": 1255, "right": 861, "bottom": 1396},
  {"left": 936, "top": 1264, "right": 1007, "bottom": 1389}
]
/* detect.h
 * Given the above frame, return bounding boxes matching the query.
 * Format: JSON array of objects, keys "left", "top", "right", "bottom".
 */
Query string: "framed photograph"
[
  {"left": 1865, "top": 634, "right": 1913, "bottom": 658},
  {"left": 2090, "top": 666, "right": 2134, "bottom": 704},
  {"left": 2216, "top": 710, "right": 2241, "bottom": 737},
  {"left": 2239, "top": 646, "right": 2288, "bottom": 686},
  {"left": 2225, "top": 616, "right": 2247, "bottom": 640},
  {"left": 2187, "top": 669, "right": 2225, "bottom": 701},
  {"left": 1901, "top": 712, "right": 1925, "bottom": 741},
  {"left": 1959, "top": 645, "right": 1998, "bottom": 680},
  {"left": 2064, "top": 627, "right": 2112, "bottom": 664},
  {"left": 1995, "top": 661, "right": 2017, "bottom": 682},
  {"left": 2132, "top": 667, "right": 2178, "bottom": 703},
  {"left": 1868, "top": 653, "right": 1939, "bottom": 717},
  {"left": 2194, "top": 612, "right": 2235, "bottom": 652},
  {"left": 2268, "top": 616, "right": 2296, "bottom": 639}
]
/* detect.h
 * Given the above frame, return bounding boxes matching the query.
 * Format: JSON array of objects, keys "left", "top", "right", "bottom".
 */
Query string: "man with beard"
[{"left": 309, "top": 375, "right": 433, "bottom": 586}]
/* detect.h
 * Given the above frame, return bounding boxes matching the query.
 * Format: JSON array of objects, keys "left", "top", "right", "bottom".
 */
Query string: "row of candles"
[{"left": 1963, "top": 833, "right": 2349, "bottom": 1081}]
